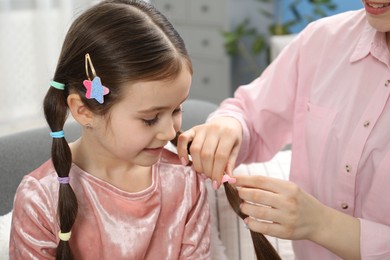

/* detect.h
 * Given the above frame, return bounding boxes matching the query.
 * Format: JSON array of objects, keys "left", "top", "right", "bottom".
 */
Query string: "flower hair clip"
[{"left": 83, "top": 53, "right": 110, "bottom": 104}]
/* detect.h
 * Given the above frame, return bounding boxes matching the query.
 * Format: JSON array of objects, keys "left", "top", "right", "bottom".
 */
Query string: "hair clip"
[
  {"left": 83, "top": 53, "right": 109, "bottom": 104},
  {"left": 50, "top": 80, "right": 65, "bottom": 90}
]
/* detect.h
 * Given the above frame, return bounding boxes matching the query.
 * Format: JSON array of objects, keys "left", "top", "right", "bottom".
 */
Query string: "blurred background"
[
  {"left": 0, "top": 0, "right": 100, "bottom": 136},
  {"left": 0, "top": 0, "right": 362, "bottom": 137}
]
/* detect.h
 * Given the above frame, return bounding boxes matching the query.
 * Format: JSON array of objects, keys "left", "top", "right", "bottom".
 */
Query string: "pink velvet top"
[{"left": 9, "top": 149, "right": 211, "bottom": 260}]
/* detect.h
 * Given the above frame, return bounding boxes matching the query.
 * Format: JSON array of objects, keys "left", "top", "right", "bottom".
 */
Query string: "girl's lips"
[
  {"left": 364, "top": 1, "right": 390, "bottom": 15},
  {"left": 144, "top": 147, "right": 164, "bottom": 154}
]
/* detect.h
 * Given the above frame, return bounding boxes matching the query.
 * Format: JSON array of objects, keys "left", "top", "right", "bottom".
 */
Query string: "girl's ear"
[{"left": 67, "top": 94, "right": 94, "bottom": 126}]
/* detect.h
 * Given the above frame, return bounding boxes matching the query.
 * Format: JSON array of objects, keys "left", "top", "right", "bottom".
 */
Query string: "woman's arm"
[{"left": 178, "top": 30, "right": 302, "bottom": 186}]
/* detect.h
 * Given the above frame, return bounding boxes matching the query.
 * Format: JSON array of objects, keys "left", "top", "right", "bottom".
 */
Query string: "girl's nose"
[{"left": 157, "top": 118, "right": 177, "bottom": 141}]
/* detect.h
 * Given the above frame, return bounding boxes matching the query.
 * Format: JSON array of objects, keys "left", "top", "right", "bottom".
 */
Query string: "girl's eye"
[
  {"left": 143, "top": 115, "right": 159, "bottom": 126},
  {"left": 173, "top": 107, "right": 183, "bottom": 115},
  {"left": 142, "top": 107, "right": 182, "bottom": 127}
]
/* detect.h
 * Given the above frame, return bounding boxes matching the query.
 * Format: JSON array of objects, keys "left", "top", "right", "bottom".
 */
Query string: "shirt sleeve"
[
  {"left": 207, "top": 32, "right": 304, "bottom": 166},
  {"left": 360, "top": 218, "right": 390, "bottom": 259},
  {"left": 180, "top": 172, "right": 211, "bottom": 260},
  {"left": 10, "top": 176, "right": 57, "bottom": 260}
]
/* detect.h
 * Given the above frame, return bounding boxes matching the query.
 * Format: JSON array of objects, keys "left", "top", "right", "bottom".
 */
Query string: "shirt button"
[
  {"left": 363, "top": 121, "right": 370, "bottom": 127},
  {"left": 341, "top": 203, "right": 349, "bottom": 210},
  {"left": 385, "top": 80, "right": 390, "bottom": 87},
  {"left": 345, "top": 164, "right": 352, "bottom": 173}
]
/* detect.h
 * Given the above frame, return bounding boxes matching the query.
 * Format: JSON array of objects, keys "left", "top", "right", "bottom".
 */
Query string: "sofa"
[{"left": 0, "top": 99, "right": 294, "bottom": 259}]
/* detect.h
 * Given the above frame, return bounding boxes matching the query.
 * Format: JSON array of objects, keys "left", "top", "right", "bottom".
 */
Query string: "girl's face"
[
  {"left": 89, "top": 66, "right": 191, "bottom": 168},
  {"left": 362, "top": 0, "right": 390, "bottom": 32}
]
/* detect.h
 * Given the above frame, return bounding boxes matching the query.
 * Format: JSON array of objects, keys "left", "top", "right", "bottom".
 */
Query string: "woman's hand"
[
  {"left": 234, "top": 175, "right": 361, "bottom": 259},
  {"left": 235, "top": 175, "right": 324, "bottom": 240},
  {"left": 177, "top": 116, "right": 243, "bottom": 187}
]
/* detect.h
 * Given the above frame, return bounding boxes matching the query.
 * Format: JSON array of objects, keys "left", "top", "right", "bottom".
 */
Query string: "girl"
[{"left": 9, "top": 1, "right": 210, "bottom": 259}]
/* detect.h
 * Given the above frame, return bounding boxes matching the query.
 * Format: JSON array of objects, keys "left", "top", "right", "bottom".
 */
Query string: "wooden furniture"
[{"left": 152, "top": 0, "right": 232, "bottom": 104}]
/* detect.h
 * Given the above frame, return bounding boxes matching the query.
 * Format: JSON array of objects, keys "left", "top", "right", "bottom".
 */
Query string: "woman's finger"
[
  {"left": 188, "top": 129, "right": 215, "bottom": 175},
  {"left": 245, "top": 217, "right": 289, "bottom": 239},
  {"left": 177, "top": 128, "right": 195, "bottom": 164},
  {"left": 234, "top": 175, "right": 291, "bottom": 194},
  {"left": 240, "top": 200, "right": 279, "bottom": 223},
  {"left": 210, "top": 134, "right": 238, "bottom": 182},
  {"left": 238, "top": 187, "right": 285, "bottom": 209}
]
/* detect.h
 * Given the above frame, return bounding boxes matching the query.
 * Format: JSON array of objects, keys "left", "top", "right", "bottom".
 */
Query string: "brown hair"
[
  {"left": 43, "top": 1, "right": 191, "bottom": 259},
  {"left": 224, "top": 183, "right": 281, "bottom": 260}
]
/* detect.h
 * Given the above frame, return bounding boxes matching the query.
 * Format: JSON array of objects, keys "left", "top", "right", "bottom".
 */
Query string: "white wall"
[{"left": 0, "top": 0, "right": 97, "bottom": 137}]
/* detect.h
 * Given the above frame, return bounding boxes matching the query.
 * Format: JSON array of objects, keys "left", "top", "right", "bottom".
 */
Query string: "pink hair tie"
[
  {"left": 221, "top": 174, "right": 236, "bottom": 184},
  {"left": 57, "top": 176, "right": 70, "bottom": 184}
]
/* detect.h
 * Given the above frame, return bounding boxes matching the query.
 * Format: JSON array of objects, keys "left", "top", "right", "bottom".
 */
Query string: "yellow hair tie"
[{"left": 58, "top": 231, "right": 72, "bottom": 241}]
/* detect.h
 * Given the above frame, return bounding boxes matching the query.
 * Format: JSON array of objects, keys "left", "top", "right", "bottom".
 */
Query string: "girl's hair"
[
  {"left": 224, "top": 183, "right": 281, "bottom": 260},
  {"left": 44, "top": 1, "right": 191, "bottom": 259}
]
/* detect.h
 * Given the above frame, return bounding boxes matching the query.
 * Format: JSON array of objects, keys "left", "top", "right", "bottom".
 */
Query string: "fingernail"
[
  {"left": 228, "top": 177, "right": 237, "bottom": 184},
  {"left": 180, "top": 157, "right": 187, "bottom": 166},
  {"left": 212, "top": 180, "right": 218, "bottom": 190},
  {"left": 244, "top": 217, "right": 249, "bottom": 229},
  {"left": 221, "top": 175, "right": 230, "bottom": 184},
  {"left": 221, "top": 175, "right": 237, "bottom": 184}
]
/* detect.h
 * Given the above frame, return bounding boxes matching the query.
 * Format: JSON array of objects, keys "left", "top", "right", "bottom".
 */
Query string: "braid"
[{"left": 44, "top": 86, "right": 78, "bottom": 260}]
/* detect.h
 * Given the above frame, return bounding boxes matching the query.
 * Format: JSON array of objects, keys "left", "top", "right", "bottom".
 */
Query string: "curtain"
[{"left": 0, "top": 0, "right": 98, "bottom": 136}]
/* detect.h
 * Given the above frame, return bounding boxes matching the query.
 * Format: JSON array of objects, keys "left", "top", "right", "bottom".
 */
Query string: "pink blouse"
[
  {"left": 211, "top": 9, "right": 390, "bottom": 260},
  {"left": 10, "top": 149, "right": 211, "bottom": 259}
]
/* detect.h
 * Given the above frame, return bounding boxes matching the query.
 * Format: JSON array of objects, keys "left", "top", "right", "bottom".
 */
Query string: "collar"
[{"left": 350, "top": 21, "right": 388, "bottom": 63}]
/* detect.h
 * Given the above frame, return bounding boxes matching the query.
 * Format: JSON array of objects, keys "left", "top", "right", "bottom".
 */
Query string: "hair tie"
[
  {"left": 57, "top": 176, "right": 70, "bottom": 184},
  {"left": 58, "top": 231, "right": 71, "bottom": 241},
  {"left": 50, "top": 130, "right": 65, "bottom": 138},
  {"left": 50, "top": 81, "right": 65, "bottom": 90}
]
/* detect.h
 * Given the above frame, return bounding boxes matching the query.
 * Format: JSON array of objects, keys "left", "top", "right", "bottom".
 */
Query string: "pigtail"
[
  {"left": 44, "top": 85, "right": 78, "bottom": 260},
  {"left": 223, "top": 182, "right": 281, "bottom": 260}
]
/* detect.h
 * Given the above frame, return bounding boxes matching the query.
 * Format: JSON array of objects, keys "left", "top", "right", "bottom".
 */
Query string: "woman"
[{"left": 178, "top": 1, "right": 390, "bottom": 259}]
